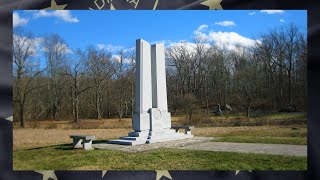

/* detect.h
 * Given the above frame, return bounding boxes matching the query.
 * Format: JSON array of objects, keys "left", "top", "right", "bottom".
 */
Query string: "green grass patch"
[
  {"left": 223, "top": 127, "right": 307, "bottom": 137},
  {"left": 211, "top": 126, "right": 307, "bottom": 145},
  {"left": 213, "top": 136, "right": 307, "bottom": 145},
  {"left": 13, "top": 144, "right": 306, "bottom": 170}
]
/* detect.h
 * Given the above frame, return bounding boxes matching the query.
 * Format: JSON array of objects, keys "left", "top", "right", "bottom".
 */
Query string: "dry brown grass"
[
  {"left": 13, "top": 118, "right": 133, "bottom": 129},
  {"left": 13, "top": 128, "right": 131, "bottom": 150}
]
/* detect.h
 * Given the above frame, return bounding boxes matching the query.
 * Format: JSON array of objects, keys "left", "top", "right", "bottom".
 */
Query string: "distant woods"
[{"left": 13, "top": 23, "right": 307, "bottom": 127}]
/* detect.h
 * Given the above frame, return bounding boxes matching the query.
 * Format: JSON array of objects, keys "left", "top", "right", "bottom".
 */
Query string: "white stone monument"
[{"left": 109, "top": 39, "right": 193, "bottom": 145}]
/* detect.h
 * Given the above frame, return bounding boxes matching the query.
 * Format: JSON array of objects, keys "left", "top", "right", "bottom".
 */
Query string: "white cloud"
[
  {"left": 167, "top": 41, "right": 197, "bottom": 55},
  {"left": 197, "top": 24, "right": 209, "bottom": 31},
  {"left": 97, "top": 44, "right": 123, "bottom": 52},
  {"left": 123, "top": 46, "right": 135, "bottom": 54},
  {"left": 214, "top": 21, "right": 236, "bottom": 27},
  {"left": 13, "top": 35, "right": 44, "bottom": 56},
  {"left": 193, "top": 24, "right": 209, "bottom": 41},
  {"left": 41, "top": 41, "right": 72, "bottom": 54},
  {"left": 190, "top": 25, "right": 261, "bottom": 51},
  {"left": 248, "top": 12, "right": 256, "bottom": 16},
  {"left": 208, "top": 31, "right": 260, "bottom": 50},
  {"left": 33, "top": 10, "right": 79, "bottom": 23},
  {"left": 33, "top": 37, "right": 44, "bottom": 48},
  {"left": 58, "top": 43, "right": 72, "bottom": 54},
  {"left": 280, "top": 19, "right": 286, "bottom": 23},
  {"left": 112, "top": 54, "right": 133, "bottom": 64},
  {"left": 167, "top": 40, "right": 212, "bottom": 57},
  {"left": 260, "top": 10, "right": 284, "bottom": 14},
  {"left": 13, "top": 12, "right": 29, "bottom": 27},
  {"left": 112, "top": 54, "right": 121, "bottom": 62}
]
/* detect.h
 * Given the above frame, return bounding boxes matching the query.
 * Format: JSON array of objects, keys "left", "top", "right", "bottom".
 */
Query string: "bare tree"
[
  {"left": 256, "top": 23, "right": 306, "bottom": 108},
  {"left": 63, "top": 49, "right": 91, "bottom": 122},
  {"left": 175, "top": 94, "right": 198, "bottom": 122},
  {"left": 114, "top": 50, "right": 128, "bottom": 121},
  {"left": 12, "top": 23, "right": 307, "bottom": 123},
  {"left": 13, "top": 28, "right": 43, "bottom": 127},
  {"left": 87, "top": 47, "right": 115, "bottom": 119},
  {"left": 42, "top": 34, "right": 68, "bottom": 120},
  {"left": 233, "top": 47, "right": 257, "bottom": 117}
]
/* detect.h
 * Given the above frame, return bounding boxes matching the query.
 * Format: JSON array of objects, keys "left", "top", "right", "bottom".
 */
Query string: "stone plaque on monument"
[{"left": 109, "top": 39, "right": 193, "bottom": 145}]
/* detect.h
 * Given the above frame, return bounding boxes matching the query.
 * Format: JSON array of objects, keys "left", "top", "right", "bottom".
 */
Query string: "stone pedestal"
[
  {"left": 70, "top": 135, "right": 95, "bottom": 150},
  {"left": 73, "top": 138, "right": 83, "bottom": 149},
  {"left": 108, "top": 39, "right": 193, "bottom": 146},
  {"left": 83, "top": 140, "right": 94, "bottom": 150}
]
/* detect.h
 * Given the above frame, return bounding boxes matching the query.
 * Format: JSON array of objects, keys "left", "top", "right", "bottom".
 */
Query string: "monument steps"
[
  {"left": 120, "top": 136, "right": 147, "bottom": 140},
  {"left": 120, "top": 136, "right": 139, "bottom": 140},
  {"left": 108, "top": 139, "right": 148, "bottom": 146},
  {"left": 109, "top": 132, "right": 193, "bottom": 145}
]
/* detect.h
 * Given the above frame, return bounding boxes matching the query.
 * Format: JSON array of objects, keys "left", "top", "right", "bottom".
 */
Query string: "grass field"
[
  {"left": 13, "top": 144, "right": 307, "bottom": 170},
  {"left": 210, "top": 125, "right": 307, "bottom": 145},
  {"left": 13, "top": 112, "right": 307, "bottom": 170},
  {"left": 13, "top": 125, "right": 307, "bottom": 150}
]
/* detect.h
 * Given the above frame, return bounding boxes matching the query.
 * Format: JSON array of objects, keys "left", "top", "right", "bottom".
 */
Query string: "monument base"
[{"left": 108, "top": 129, "right": 193, "bottom": 146}]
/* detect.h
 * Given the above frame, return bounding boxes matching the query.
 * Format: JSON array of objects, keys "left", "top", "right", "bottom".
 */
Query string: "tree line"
[{"left": 13, "top": 23, "right": 307, "bottom": 127}]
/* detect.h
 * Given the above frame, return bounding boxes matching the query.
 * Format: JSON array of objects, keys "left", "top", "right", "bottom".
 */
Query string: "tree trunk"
[
  {"left": 246, "top": 98, "right": 251, "bottom": 118},
  {"left": 218, "top": 92, "right": 222, "bottom": 107},
  {"left": 125, "top": 101, "right": 128, "bottom": 117},
  {"left": 189, "top": 110, "right": 192, "bottom": 124},
  {"left": 288, "top": 70, "right": 292, "bottom": 105},
  {"left": 223, "top": 80, "right": 227, "bottom": 109},
  {"left": 206, "top": 99, "right": 209, "bottom": 115},
  {"left": 106, "top": 81, "right": 110, "bottom": 118},
  {"left": 74, "top": 96, "right": 79, "bottom": 123},
  {"left": 119, "top": 112, "right": 122, "bottom": 122},
  {"left": 19, "top": 103, "right": 25, "bottom": 128},
  {"left": 96, "top": 90, "right": 101, "bottom": 120}
]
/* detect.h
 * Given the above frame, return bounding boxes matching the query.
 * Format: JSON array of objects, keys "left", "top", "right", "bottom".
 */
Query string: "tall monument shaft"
[
  {"left": 151, "top": 44, "right": 168, "bottom": 111},
  {"left": 132, "top": 39, "right": 152, "bottom": 131},
  {"left": 149, "top": 43, "right": 171, "bottom": 131},
  {"left": 109, "top": 39, "right": 193, "bottom": 145},
  {"left": 135, "top": 39, "right": 152, "bottom": 113}
]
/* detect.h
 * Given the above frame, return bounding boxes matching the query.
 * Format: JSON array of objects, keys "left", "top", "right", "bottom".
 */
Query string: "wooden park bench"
[
  {"left": 171, "top": 126, "right": 194, "bottom": 135},
  {"left": 70, "top": 135, "right": 96, "bottom": 150}
]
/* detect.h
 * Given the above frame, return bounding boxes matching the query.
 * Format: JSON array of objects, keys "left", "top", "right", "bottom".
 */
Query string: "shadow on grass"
[
  {"left": 52, "top": 140, "right": 110, "bottom": 150},
  {"left": 25, "top": 143, "right": 73, "bottom": 151},
  {"left": 24, "top": 139, "right": 110, "bottom": 151},
  {"left": 93, "top": 139, "right": 110, "bottom": 144},
  {"left": 54, "top": 143, "right": 74, "bottom": 150}
]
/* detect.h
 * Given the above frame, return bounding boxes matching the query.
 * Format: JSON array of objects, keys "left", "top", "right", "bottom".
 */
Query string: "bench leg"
[
  {"left": 73, "top": 138, "right": 83, "bottom": 148},
  {"left": 83, "top": 140, "right": 93, "bottom": 150}
]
